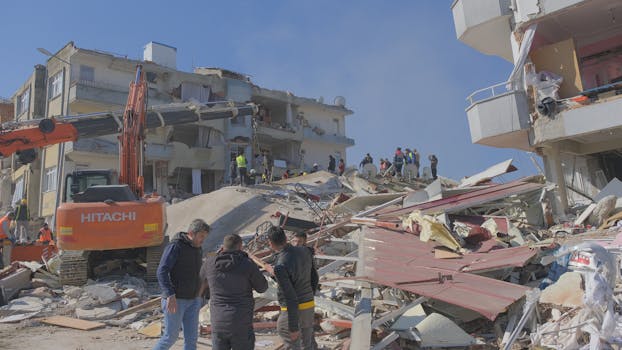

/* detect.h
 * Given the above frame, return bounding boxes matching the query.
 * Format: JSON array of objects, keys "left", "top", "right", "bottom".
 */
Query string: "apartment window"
[
  {"left": 16, "top": 88, "right": 30, "bottom": 116},
  {"left": 79, "top": 65, "right": 94, "bottom": 82},
  {"left": 42, "top": 167, "right": 58, "bottom": 192},
  {"left": 11, "top": 177, "right": 24, "bottom": 207},
  {"left": 49, "top": 71, "right": 63, "bottom": 99}
]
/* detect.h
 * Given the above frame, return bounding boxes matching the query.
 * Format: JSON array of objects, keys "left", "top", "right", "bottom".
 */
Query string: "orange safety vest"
[
  {"left": 38, "top": 228, "right": 53, "bottom": 243},
  {"left": 0, "top": 216, "right": 10, "bottom": 239}
]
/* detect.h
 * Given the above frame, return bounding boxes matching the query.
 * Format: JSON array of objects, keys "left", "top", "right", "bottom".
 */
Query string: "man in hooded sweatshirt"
[
  {"left": 202, "top": 234, "right": 268, "bottom": 350},
  {"left": 153, "top": 219, "right": 210, "bottom": 350}
]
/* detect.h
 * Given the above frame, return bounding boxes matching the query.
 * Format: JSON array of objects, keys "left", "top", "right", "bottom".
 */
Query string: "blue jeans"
[{"left": 153, "top": 297, "right": 201, "bottom": 350}]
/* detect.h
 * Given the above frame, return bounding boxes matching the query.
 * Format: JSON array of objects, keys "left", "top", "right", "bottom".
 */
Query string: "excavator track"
[
  {"left": 59, "top": 250, "right": 89, "bottom": 286},
  {"left": 145, "top": 236, "right": 168, "bottom": 282}
]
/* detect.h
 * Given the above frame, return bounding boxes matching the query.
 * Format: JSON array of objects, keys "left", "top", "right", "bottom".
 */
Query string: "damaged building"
[
  {"left": 4, "top": 41, "right": 354, "bottom": 223},
  {"left": 452, "top": 0, "right": 622, "bottom": 216}
]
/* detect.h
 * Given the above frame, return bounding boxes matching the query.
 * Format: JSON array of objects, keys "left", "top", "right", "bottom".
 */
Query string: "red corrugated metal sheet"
[
  {"left": 374, "top": 176, "right": 544, "bottom": 219},
  {"left": 359, "top": 227, "right": 535, "bottom": 320}
]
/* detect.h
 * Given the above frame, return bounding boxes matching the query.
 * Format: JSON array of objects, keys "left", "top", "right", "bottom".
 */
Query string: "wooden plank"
[
  {"left": 41, "top": 316, "right": 105, "bottom": 330},
  {"left": 115, "top": 297, "right": 161, "bottom": 318}
]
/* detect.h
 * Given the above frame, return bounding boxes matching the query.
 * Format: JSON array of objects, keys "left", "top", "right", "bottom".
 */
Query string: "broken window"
[{"left": 181, "top": 82, "right": 210, "bottom": 103}]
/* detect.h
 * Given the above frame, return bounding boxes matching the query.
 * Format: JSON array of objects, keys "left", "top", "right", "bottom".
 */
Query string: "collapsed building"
[
  {"left": 2, "top": 162, "right": 622, "bottom": 348},
  {"left": 2, "top": 41, "right": 354, "bottom": 225},
  {"left": 452, "top": 0, "right": 622, "bottom": 216}
]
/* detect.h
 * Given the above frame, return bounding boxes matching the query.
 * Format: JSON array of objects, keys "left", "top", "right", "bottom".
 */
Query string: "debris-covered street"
[
  {"left": 3, "top": 1, "right": 622, "bottom": 349},
  {"left": 2, "top": 165, "right": 622, "bottom": 348}
]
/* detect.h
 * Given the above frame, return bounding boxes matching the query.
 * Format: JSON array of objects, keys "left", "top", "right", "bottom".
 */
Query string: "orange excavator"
[{"left": 0, "top": 65, "right": 258, "bottom": 284}]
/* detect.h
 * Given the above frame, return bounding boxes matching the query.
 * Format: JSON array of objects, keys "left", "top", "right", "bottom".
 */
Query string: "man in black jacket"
[
  {"left": 153, "top": 219, "right": 210, "bottom": 350},
  {"left": 268, "top": 226, "right": 317, "bottom": 350},
  {"left": 202, "top": 234, "right": 268, "bottom": 350}
]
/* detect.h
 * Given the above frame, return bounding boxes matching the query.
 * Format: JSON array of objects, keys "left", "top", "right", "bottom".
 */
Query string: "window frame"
[
  {"left": 48, "top": 71, "right": 64, "bottom": 99},
  {"left": 16, "top": 88, "right": 30, "bottom": 116},
  {"left": 42, "top": 166, "right": 58, "bottom": 192}
]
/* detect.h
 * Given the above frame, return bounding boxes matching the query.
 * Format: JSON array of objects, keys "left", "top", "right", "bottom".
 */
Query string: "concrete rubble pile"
[{"left": 3, "top": 161, "right": 622, "bottom": 349}]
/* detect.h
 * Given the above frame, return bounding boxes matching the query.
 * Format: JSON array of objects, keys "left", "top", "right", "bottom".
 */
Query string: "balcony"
[
  {"left": 69, "top": 80, "right": 174, "bottom": 110},
  {"left": 256, "top": 123, "right": 301, "bottom": 142},
  {"left": 466, "top": 82, "right": 531, "bottom": 150},
  {"left": 170, "top": 145, "right": 226, "bottom": 171},
  {"left": 302, "top": 128, "right": 355, "bottom": 146},
  {"left": 451, "top": 0, "right": 513, "bottom": 61},
  {"left": 532, "top": 95, "right": 622, "bottom": 150}
]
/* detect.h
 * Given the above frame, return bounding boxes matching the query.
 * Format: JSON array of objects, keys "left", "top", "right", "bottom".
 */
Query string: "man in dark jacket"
[
  {"left": 153, "top": 219, "right": 210, "bottom": 350},
  {"left": 429, "top": 154, "right": 439, "bottom": 180},
  {"left": 327, "top": 155, "right": 336, "bottom": 173},
  {"left": 268, "top": 226, "right": 317, "bottom": 350},
  {"left": 290, "top": 232, "right": 319, "bottom": 295},
  {"left": 202, "top": 234, "right": 268, "bottom": 350}
]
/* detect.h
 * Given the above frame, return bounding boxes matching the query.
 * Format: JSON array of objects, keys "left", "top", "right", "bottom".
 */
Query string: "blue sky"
[{"left": 0, "top": 1, "right": 539, "bottom": 180}]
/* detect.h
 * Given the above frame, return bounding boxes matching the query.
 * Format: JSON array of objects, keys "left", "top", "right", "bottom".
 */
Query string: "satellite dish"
[{"left": 334, "top": 96, "right": 346, "bottom": 107}]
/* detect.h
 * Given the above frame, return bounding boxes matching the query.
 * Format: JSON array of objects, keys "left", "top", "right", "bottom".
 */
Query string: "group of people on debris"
[
  {"left": 0, "top": 199, "right": 54, "bottom": 245},
  {"left": 154, "top": 218, "right": 318, "bottom": 350},
  {"left": 360, "top": 147, "right": 439, "bottom": 180},
  {"left": 230, "top": 151, "right": 347, "bottom": 187},
  {"left": 0, "top": 199, "right": 55, "bottom": 268}
]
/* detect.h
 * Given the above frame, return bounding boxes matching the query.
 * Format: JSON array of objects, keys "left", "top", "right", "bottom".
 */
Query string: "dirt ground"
[{"left": 0, "top": 323, "right": 284, "bottom": 350}]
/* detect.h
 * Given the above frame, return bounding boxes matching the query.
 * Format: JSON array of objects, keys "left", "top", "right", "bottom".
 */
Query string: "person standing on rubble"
[
  {"left": 338, "top": 158, "right": 345, "bottom": 176},
  {"left": 153, "top": 219, "right": 210, "bottom": 350},
  {"left": 359, "top": 153, "right": 373, "bottom": 169},
  {"left": 236, "top": 151, "right": 248, "bottom": 187},
  {"left": 268, "top": 226, "right": 318, "bottom": 350},
  {"left": 14, "top": 198, "right": 30, "bottom": 244},
  {"left": 37, "top": 222, "right": 54, "bottom": 245},
  {"left": 429, "top": 154, "right": 438, "bottom": 180},
  {"left": 0, "top": 212, "right": 15, "bottom": 269},
  {"left": 328, "top": 155, "right": 336, "bottom": 174},
  {"left": 229, "top": 158, "right": 237, "bottom": 186},
  {"left": 393, "top": 147, "right": 405, "bottom": 177},
  {"left": 413, "top": 148, "right": 421, "bottom": 178},
  {"left": 290, "top": 232, "right": 319, "bottom": 296},
  {"left": 201, "top": 234, "right": 268, "bottom": 350}
]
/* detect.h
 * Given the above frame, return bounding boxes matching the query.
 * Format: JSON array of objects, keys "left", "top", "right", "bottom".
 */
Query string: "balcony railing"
[
  {"left": 466, "top": 81, "right": 516, "bottom": 106},
  {"left": 71, "top": 79, "right": 129, "bottom": 92}
]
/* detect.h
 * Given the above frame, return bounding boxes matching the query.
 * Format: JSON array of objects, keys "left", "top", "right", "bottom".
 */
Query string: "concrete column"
[
  {"left": 542, "top": 144, "right": 569, "bottom": 215},
  {"left": 286, "top": 103, "right": 293, "bottom": 127}
]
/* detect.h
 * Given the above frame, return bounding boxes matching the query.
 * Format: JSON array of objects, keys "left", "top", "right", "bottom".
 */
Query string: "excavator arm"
[
  {"left": 0, "top": 86, "right": 258, "bottom": 164},
  {"left": 0, "top": 118, "right": 78, "bottom": 160}
]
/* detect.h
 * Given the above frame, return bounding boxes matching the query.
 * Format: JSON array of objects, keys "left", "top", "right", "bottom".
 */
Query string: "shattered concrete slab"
[
  {"left": 83, "top": 284, "right": 119, "bottom": 304},
  {"left": 458, "top": 159, "right": 517, "bottom": 188},
  {"left": 389, "top": 303, "right": 426, "bottom": 331},
  {"left": 332, "top": 193, "right": 405, "bottom": 215},
  {"left": 75, "top": 300, "right": 122, "bottom": 320},
  {"left": 0, "top": 268, "right": 31, "bottom": 301},
  {"left": 593, "top": 178, "right": 622, "bottom": 202},
  {"left": 414, "top": 313, "right": 476, "bottom": 348}
]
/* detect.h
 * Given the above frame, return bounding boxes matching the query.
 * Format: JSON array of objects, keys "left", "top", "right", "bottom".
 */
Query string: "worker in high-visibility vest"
[
  {"left": 37, "top": 222, "right": 54, "bottom": 245},
  {"left": 0, "top": 212, "right": 14, "bottom": 240},
  {"left": 236, "top": 152, "right": 247, "bottom": 186},
  {"left": 0, "top": 212, "right": 15, "bottom": 269}
]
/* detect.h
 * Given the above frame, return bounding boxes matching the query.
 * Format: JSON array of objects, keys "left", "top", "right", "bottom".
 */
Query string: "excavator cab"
[{"left": 63, "top": 169, "right": 118, "bottom": 203}]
